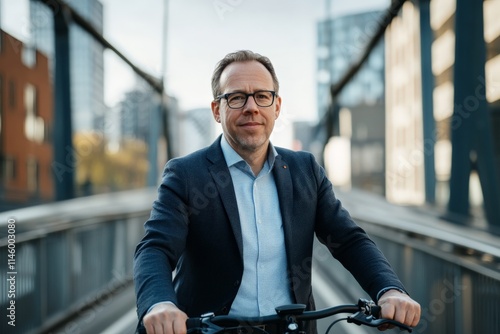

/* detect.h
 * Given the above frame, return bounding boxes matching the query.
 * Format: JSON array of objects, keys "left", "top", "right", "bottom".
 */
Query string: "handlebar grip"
[
  {"left": 348, "top": 312, "right": 412, "bottom": 332},
  {"left": 371, "top": 305, "right": 381, "bottom": 318},
  {"left": 186, "top": 317, "right": 202, "bottom": 330}
]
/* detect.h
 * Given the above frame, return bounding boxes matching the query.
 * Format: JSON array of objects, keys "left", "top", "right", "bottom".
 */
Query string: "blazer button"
[
  {"left": 233, "top": 280, "right": 240, "bottom": 287},
  {"left": 221, "top": 306, "right": 228, "bottom": 313}
]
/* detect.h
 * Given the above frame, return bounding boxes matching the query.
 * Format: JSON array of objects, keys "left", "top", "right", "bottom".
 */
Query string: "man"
[{"left": 134, "top": 50, "right": 421, "bottom": 334}]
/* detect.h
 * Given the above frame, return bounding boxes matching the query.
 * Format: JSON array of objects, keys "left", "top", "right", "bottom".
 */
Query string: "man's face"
[{"left": 211, "top": 61, "right": 281, "bottom": 156}]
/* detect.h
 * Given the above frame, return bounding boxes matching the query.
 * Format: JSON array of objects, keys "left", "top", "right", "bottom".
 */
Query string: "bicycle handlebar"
[{"left": 186, "top": 299, "right": 412, "bottom": 334}]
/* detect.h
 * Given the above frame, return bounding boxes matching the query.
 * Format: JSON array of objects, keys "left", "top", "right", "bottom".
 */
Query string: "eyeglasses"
[{"left": 216, "top": 90, "right": 277, "bottom": 109}]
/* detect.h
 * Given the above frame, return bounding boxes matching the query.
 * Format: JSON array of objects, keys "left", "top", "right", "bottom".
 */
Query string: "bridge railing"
[
  {"left": 313, "top": 188, "right": 500, "bottom": 334},
  {"left": 0, "top": 188, "right": 156, "bottom": 334},
  {"left": 1, "top": 188, "right": 499, "bottom": 334}
]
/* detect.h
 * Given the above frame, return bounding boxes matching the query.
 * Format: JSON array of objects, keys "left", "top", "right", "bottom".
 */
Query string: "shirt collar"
[{"left": 220, "top": 135, "right": 278, "bottom": 170}]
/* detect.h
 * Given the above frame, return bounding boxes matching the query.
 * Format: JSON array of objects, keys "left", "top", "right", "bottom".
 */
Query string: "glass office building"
[
  {"left": 29, "top": 0, "right": 105, "bottom": 132},
  {"left": 317, "top": 10, "right": 386, "bottom": 194}
]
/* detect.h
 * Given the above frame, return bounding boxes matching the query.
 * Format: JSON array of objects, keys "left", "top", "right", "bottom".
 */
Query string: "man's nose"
[{"left": 242, "top": 95, "right": 259, "bottom": 113}]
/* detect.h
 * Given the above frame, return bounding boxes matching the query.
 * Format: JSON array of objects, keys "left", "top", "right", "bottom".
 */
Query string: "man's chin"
[{"left": 235, "top": 136, "right": 268, "bottom": 152}]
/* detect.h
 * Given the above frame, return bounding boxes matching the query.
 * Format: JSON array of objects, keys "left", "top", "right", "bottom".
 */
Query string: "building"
[
  {"left": 385, "top": 2, "right": 427, "bottom": 205},
  {"left": 317, "top": 10, "right": 386, "bottom": 194},
  {"left": 30, "top": 0, "right": 105, "bottom": 133},
  {"left": 317, "top": 11, "right": 385, "bottom": 116},
  {"left": 0, "top": 30, "right": 53, "bottom": 210},
  {"left": 119, "top": 89, "right": 156, "bottom": 144}
]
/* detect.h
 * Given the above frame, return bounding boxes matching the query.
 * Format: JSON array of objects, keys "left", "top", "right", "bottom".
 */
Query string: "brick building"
[{"left": 0, "top": 30, "right": 54, "bottom": 210}]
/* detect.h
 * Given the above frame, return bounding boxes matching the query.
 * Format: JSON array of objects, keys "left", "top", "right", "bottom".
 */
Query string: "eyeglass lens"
[{"left": 227, "top": 91, "right": 274, "bottom": 108}]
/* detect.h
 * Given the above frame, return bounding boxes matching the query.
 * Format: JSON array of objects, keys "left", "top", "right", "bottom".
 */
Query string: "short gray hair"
[{"left": 211, "top": 50, "right": 280, "bottom": 99}]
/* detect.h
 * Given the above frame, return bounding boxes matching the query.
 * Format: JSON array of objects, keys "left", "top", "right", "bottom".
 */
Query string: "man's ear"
[
  {"left": 274, "top": 95, "right": 282, "bottom": 119},
  {"left": 211, "top": 100, "right": 221, "bottom": 123}
]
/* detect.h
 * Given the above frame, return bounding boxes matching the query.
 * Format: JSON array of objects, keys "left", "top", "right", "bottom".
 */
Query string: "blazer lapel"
[
  {"left": 206, "top": 137, "right": 243, "bottom": 260},
  {"left": 273, "top": 154, "right": 295, "bottom": 261}
]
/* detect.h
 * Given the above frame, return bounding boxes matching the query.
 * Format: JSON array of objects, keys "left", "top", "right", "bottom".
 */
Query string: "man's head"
[
  {"left": 211, "top": 50, "right": 280, "bottom": 99},
  {"left": 210, "top": 50, "right": 281, "bottom": 157}
]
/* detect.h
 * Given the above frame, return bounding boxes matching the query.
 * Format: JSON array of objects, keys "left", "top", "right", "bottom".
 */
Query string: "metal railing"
[
  {"left": 1, "top": 187, "right": 499, "bottom": 333},
  {"left": 314, "top": 189, "right": 500, "bottom": 334},
  {"left": 0, "top": 188, "right": 156, "bottom": 334}
]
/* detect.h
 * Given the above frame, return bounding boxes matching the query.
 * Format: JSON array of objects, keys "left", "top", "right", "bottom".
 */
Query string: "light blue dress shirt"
[{"left": 220, "top": 136, "right": 294, "bottom": 316}]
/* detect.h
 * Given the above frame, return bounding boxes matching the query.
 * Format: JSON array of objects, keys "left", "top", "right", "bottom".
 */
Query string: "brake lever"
[{"left": 347, "top": 311, "right": 413, "bottom": 333}]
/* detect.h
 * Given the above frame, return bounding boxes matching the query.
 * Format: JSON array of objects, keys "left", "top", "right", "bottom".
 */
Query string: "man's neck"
[
  {"left": 221, "top": 135, "right": 272, "bottom": 176},
  {"left": 243, "top": 150, "right": 268, "bottom": 176}
]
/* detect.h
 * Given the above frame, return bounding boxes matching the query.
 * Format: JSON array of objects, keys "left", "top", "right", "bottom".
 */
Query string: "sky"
[{"left": 1, "top": 0, "right": 389, "bottom": 124}]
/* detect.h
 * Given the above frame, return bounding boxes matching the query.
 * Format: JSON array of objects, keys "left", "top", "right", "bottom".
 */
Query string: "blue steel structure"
[
  {"left": 448, "top": 0, "right": 500, "bottom": 228},
  {"left": 41, "top": 0, "right": 500, "bottom": 228},
  {"left": 322, "top": 0, "right": 500, "bottom": 230},
  {"left": 418, "top": 0, "right": 436, "bottom": 205},
  {"left": 52, "top": 7, "right": 74, "bottom": 201}
]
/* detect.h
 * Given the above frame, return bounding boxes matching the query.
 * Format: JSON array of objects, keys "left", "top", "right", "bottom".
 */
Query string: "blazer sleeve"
[
  {"left": 133, "top": 158, "right": 190, "bottom": 322},
  {"left": 310, "top": 154, "right": 406, "bottom": 301}
]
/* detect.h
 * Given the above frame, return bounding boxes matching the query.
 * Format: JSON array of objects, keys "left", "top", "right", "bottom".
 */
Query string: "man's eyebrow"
[{"left": 225, "top": 89, "right": 271, "bottom": 94}]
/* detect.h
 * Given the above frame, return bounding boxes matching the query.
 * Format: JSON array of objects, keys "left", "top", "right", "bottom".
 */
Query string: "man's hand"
[
  {"left": 143, "top": 303, "right": 188, "bottom": 334},
  {"left": 377, "top": 290, "right": 421, "bottom": 331}
]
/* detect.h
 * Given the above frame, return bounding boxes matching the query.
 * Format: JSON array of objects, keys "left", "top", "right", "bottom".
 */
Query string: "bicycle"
[{"left": 186, "top": 298, "right": 412, "bottom": 334}]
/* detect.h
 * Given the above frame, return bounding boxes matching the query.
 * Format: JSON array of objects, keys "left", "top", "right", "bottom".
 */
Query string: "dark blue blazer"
[{"left": 134, "top": 136, "right": 404, "bottom": 326}]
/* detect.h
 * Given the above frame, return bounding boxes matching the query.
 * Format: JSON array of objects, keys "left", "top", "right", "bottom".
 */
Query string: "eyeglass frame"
[{"left": 215, "top": 90, "right": 278, "bottom": 109}]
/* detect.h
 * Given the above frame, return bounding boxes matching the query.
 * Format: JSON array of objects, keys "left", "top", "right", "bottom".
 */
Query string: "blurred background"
[{"left": 0, "top": 0, "right": 499, "bottom": 333}]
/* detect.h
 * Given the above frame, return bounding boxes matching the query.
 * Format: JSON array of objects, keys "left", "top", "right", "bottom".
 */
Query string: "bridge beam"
[
  {"left": 448, "top": 0, "right": 500, "bottom": 229},
  {"left": 418, "top": 0, "right": 436, "bottom": 204},
  {"left": 52, "top": 7, "right": 75, "bottom": 200}
]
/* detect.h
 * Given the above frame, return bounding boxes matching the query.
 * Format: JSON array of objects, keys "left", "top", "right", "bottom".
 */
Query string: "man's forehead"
[{"left": 220, "top": 61, "right": 273, "bottom": 88}]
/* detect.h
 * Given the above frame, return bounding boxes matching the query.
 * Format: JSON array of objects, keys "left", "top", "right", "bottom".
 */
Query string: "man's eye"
[
  {"left": 256, "top": 92, "right": 271, "bottom": 100},
  {"left": 229, "top": 94, "right": 246, "bottom": 102}
]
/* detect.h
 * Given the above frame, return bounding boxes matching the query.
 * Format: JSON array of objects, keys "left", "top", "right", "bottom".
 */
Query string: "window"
[
  {"left": 22, "top": 44, "right": 37, "bottom": 68},
  {"left": 27, "top": 158, "right": 39, "bottom": 193},
  {"left": 24, "top": 84, "right": 45, "bottom": 143},
  {"left": 25, "top": 84, "right": 37, "bottom": 117},
  {"left": 3, "top": 156, "right": 16, "bottom": 182},
  {"left": 9, "top": 80, "right": 15, "bottom": 109}
]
